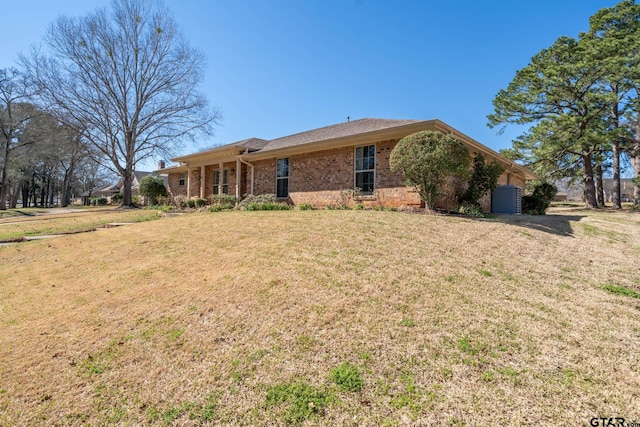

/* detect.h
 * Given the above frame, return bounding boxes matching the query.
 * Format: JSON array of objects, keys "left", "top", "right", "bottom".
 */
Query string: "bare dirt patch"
[{"left": 0, "top": 206, "right": 638, "bottom": 425}]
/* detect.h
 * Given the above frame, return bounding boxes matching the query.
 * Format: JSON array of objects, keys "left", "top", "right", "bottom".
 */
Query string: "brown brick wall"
[
  {"left": 248, "top": 140, "right": 422, "bottom": 208},
  {"left": 168, "top": 144, "right": 529, "bottom": 211},
  {"left": 167, "top": 172, "right": 187, "bottom": 197}
]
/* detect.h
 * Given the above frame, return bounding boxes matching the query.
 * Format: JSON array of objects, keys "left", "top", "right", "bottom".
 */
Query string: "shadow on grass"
[
  {"left": 489, "top": 213, "right": 586, "bottom": 237},
  {"left": 0, "top": 209, "right": 38, "bottom": 219}
]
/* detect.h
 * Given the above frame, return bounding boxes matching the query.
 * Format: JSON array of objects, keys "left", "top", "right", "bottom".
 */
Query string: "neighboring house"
[
  {"left": 156, "top": 118, "right": 537, "bottom": 211},
  {"left": 86, "top": 171, "right": 166, "bottom": 205},
  {"left": 602, "top": 178, "right": 635, "bottom": 202}
]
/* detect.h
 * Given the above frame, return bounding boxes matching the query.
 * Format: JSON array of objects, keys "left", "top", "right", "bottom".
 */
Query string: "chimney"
[{"left": 158, "top": 160, "right": 166, "bottom": 169}]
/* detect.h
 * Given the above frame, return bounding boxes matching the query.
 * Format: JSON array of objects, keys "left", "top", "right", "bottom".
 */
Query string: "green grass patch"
[
  {"left": 265, "top": 381, "right": 331, "bottom": 424},
  {"left": 603, "top": 284, "right": 640, "bottom": 299},
  {"left": 331, "top": 362, "right": 363, "bottom": 392}
]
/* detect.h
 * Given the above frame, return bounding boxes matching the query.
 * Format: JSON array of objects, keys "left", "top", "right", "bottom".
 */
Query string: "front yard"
[{"left": 0, "top": 206, "right": 638, "bottom": 425}]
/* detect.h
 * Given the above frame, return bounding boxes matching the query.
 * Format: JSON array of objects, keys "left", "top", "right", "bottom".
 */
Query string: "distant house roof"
[{"left": 95, "top": 171, "right": 164, "bottom": 195}]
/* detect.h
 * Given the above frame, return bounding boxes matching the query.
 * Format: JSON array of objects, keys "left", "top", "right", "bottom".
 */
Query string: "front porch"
[{"left": 168, "top": 158, "right": 255, "bottom": 200}]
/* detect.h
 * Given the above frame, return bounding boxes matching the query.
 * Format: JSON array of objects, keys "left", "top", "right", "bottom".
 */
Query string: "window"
[
  {"left": 276, "top": 158, "right": 289, "bottom": 198},
  {"left": 355, "top": 145, "right": 375, "bottom": 193},
  {"left": 179, "top": 172, "right": 185, "bottom": 186},
  {"left": 213, "top": 169, "right": 229, "bottom": 194}
]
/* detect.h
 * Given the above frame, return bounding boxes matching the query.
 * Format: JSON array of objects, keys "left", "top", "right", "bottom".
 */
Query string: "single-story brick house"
[{"left": 156, "top": 118, "right": 536, "bottom": 211}]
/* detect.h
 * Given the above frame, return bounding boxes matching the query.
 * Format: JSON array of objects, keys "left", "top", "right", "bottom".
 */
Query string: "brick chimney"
[{"left": 158, "top": 160, "right": 166, "bottom": 169}]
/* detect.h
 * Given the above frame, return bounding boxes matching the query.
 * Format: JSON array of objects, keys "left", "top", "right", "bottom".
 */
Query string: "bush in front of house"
[
  {"left": 522, "top": 182, "right": 557, "bottom": 215},
  {"left": 111, "top": 193, "right": 123, "bottom": 204},
  {"left": 208, "top": 194, "right": 238, "bottom": 211},
  {"left": 460, "top": 153, "right": 504, "bottom": 206},
  {"left": 390, "top": 130, "right": 471, "bottom": 210},
  {"left": 90, "top": 197, "right": 108, "bottom": 206},
  {"left": 243, "top": 201, "right": 291, "bottom": 211},
  {"left": 239, "top": 194, "right": 290, "bottom": 210},
  {"left": 239, "top": 194, "right": 278, "bottom": 207},
  {"left": 138, "top": 175, "right": 167, "bottom": 206}
]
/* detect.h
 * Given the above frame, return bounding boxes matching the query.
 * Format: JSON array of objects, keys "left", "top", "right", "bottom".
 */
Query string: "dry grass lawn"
[
  {"left": 0, "top": 206, "right": 639, "bottom": 425},
  {"left": 0, "top": 207, "right": 162, "bottom": 242}
]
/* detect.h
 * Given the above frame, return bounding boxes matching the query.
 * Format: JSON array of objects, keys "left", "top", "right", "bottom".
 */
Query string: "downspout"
[{"left": 238, "top": 156, "right": 254, "bottom": 196}]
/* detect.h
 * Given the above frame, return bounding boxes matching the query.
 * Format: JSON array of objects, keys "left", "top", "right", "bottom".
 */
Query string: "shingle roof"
[
  {"left": 171, "top": 137, "right": 268, "bottom": 163},
  {"left": 259, "top": 118, "right": 421, "bottom": 152}
]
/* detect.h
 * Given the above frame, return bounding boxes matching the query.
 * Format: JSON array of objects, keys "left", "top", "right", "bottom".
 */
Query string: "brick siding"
[{"left": 166, "top": 141, "right": 527, "bottom": 211}]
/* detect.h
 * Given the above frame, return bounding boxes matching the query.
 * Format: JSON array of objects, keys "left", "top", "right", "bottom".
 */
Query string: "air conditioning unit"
[{"left": 491, "top": 185, "right": 522, "bottom": 214}]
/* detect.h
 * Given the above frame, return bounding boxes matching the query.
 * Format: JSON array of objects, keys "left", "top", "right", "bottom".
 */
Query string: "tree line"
[
  {"left": 0, "top": 0, "right": 216, "bottom": 210},
  {"left": 0, "top": 69, "right": 112, "bottom": 209},
  {"left": 489, "top": 0, "right": 640, "bottom": 208}
]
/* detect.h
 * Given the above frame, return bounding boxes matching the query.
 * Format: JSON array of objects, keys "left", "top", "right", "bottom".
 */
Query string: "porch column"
[
  {"left": 250, "top": 164, "right": 254, "bottom": 195},
  {"left": 187, "top": 167, "right": 192, "bottom": 197},
  {"left": 236, "top": 158, "right": 241, "bottom": 199},
  {"left": 218, "top": 162, "right": 223, "bottom": 195},
  {"left": 200, "top": 166, "right": 205, "bottom": 199}
]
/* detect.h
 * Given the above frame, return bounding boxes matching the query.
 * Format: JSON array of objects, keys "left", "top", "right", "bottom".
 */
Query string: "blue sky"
[{"left": 0, "top": 0, "right": 621, "bottom": 171}]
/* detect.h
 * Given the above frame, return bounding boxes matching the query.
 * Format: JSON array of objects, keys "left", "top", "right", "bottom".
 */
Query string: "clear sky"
[{"left": 0, "top": 0, "right": 621, "bottom": 171}]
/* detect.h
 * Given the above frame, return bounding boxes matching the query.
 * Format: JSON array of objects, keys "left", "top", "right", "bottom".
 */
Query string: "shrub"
[
  {"left": 138, "top": 175, "right": 167, "bottom": 206},
  {"left": 522, "top": 182, "right": 557, "bottom": 215},
  {"left": 172, "top": 195, "right": 188, "bottom": 208},
  {"left": 240, "top": 194, "right": 290, "bottom": 210},
  {"left": 208, "top": 194, "right": 238, "bottom": 209},
  {"left": 331, "top": 362, "right": 363, "bottom": 392},
  {"left": 243, "top": 202, "right": 291, "bottom": 211},
  {"left": 390, "top": 130, "right": 471, "bottom": 210},
  {"left": 111, "top": 193, "right": 123, "bottom": 203},
  {"left": 296, "top": 203, "right": 314, "bottom": 210},
  {"left": 186, "top": 199, "right": 196, "bottom": 209},
  {"left": 155, "top": 195, "right": 169, "bottom": 206},
  {"left": 194, "top": 197, "right": 207, "bottom": 208},
  {"left": 334, "top": 188, "right": 360, "bottom": 209},
  {"left": 90, "top": 197, "right": 108, "bottom": 206},
  {"left": 458, "top": 202, "right": 485, "bottom": 217},
  {"left": 461, "top": 154, "right": 504, "bottom": 205},
  {"left": 352, "top": 203, "right": 365, "bottom": 210},
  {"left": 239, "top": 194, "right": 278, "bottom": 207}
]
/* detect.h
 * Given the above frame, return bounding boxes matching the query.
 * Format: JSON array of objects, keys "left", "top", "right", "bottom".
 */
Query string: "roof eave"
[
  {"left": 430, "top": 120, "right": 538, "bottom": 180},
  {"left": 245, "top": 120, "right": 441, "bottom": 160}
]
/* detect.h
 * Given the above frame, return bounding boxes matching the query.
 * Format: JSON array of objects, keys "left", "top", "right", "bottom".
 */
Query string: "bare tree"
[
  {"left": 0, "top": 68, "right": 38, "bottom": 210},
  {"left": 22, "top": 0, "right": 218, "bottom": 207}
]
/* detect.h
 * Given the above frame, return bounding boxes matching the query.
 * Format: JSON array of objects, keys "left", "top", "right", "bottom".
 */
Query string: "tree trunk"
[
  {"left": 582, "top": 150, "right": 598, "bottom": 208},
  {"left": 62, "top": 170, "right": 72, "bottom": 207},
  {"left": 612, "top": 140, "right": 621, "bottom": 209},
  {"left": 122, "top": 163, "right": 134, "bottom": 207},
  {"left": 21, "top": 179, "right": 29, "bottom": 208},
  {"left": 633, "top": 153, "right": 640, "bottom": 206},
  {"left": 611, "top": 94, "right": 622, "bottom": 209},
  {"left": 0, "top": 136, "right": 10, "bottom": 210},
  {"left": 48, "top": 178, "right": 55, "bottom": 207},
  {"left": 10, "top": 179, "right": 20, "bottom": 208},
  {"left": 40, "top": 176, "right": 46, "bottom": 207},
  {"left": 594, "top": 163, "right": 604, "bottom": 207}
]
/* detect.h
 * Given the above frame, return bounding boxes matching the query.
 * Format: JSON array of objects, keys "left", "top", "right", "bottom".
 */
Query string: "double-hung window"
[
  {"left": 355, "top": 145, "right": 375, "bottom": 194},
  {"left": 178, "top": 172, "right": 185, "bottom": 186},
  {"left": 276, "top": 158, "right": 289, "bottom": 198},
  {"left": 213, "top": 170, "right": 229, "bottom": 194}
]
